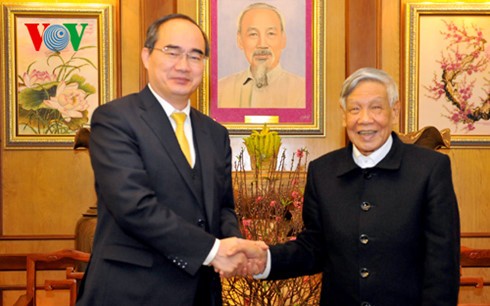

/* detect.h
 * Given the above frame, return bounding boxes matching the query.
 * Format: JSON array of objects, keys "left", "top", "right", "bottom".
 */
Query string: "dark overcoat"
[
  {"left": 76, "top": 86, "right": 241, "bottom": 306},
  {"left": 269, "top": 133, "right": 460, "bottom": 306}
]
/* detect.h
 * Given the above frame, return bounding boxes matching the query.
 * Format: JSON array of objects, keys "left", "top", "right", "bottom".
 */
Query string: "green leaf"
[
  {"left": 68, "top": 74, "right": 96, "bottom": 95},
  {"left": 18, "top": 86, "right": 55, "bottom": 110},
  {"left": 72, "top": 56, "right": 97, "bottom": 70}
]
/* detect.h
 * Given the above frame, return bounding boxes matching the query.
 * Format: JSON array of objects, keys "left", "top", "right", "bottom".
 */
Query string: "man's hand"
[
  {"left": 210, "top": 238, "right": 269, "bottom": 277},
  {"left": 228, "top": 239, "right": 268, "bottom": 275},
  {"left": 210, "top": 237, "right": 247, "bottom": 277}
]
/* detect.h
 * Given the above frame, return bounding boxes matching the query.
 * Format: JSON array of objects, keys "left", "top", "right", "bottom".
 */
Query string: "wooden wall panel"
[
  {"left": 380, "top": 0, "right": 400, "bottom": 85},
  {"left": 139, "top": 0, "right": 177, "bottom": 89},
  {"left": 2, "top": 150, "right": 94, "bottom": 236},
  {"left": 346, "top": 0, "right": 381, "bottom": 74},
  {"left": 120, "top": 0, "right": 142, "bottom": 96}
]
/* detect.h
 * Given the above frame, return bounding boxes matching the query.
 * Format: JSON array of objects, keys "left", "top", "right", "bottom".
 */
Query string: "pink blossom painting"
[
  {"left": 421, "top": 18, "right": 490, "bottom": 134},
  {"left": 404, "top": 3, "right": 490, "bottom": 146}
]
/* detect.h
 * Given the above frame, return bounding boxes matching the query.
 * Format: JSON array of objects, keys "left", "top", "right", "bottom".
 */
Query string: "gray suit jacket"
[
  {"left": 269, "top": 133, "right": 460, "bottom": 306},
  {"left": 77, "top": 87, "right": 241, "bottom": 306}
]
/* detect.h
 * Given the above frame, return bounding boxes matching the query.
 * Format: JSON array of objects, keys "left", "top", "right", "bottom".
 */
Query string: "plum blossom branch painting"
[
  {"left": 403, "top": 3, "right": 490, "bottom": 146},
  {"left": 2, "top": 3, "right": 115, "bottom": 148},
  {"left": 425, "top": 20, "right": 490, "bottom": 131}
]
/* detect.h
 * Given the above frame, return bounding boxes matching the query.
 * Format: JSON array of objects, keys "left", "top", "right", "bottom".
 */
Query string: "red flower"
[{"left": 296, "top": 149, "right": 304, "bottom": 158}]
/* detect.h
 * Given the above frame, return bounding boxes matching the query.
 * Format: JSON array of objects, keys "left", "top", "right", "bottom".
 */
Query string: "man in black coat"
[{"left": 233, "top": 67, "right": 461, "bottom": 305}]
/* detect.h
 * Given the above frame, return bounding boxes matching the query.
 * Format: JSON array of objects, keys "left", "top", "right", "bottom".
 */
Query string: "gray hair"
[
  {"left": 339, "top": 67, "right": 399, "bottom": 109},
  {"left": 237, "top": 3, "right": 285, "bottom": 33}
]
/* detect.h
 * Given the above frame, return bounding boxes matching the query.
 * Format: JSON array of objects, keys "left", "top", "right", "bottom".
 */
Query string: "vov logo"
[{"left": 24, "top": 23, "right": 88, "bottom": 52}]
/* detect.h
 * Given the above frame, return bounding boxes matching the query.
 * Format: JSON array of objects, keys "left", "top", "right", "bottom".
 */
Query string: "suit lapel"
[{"left": 137, "top": 88, "right": 201, "bottom": 203}]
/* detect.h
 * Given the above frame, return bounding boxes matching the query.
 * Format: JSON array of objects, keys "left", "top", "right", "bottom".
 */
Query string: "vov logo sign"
[{"left": 24, "top": 23, "right": 88, "bottom": 52}]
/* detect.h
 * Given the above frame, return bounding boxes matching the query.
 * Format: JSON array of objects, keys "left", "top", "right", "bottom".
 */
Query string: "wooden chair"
[
  {"left": 459, "top": 246, "right": 490, "bottom": 306},
  {"left": 397, "top": 126, "right": 451, "bottom": 150},
  {"left": 73, "top": 127, "right": 91, "bottom": 149},
  {"left": 14, "top": 249, "right": 90, "bottom": 306}
]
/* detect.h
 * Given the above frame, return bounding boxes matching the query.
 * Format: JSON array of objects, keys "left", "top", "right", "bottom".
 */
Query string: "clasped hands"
[{"left": 210, "top": 237, "right": 268, "bottom": 278}]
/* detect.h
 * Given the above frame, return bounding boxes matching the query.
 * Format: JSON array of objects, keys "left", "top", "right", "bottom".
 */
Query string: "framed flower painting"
[
  {"left": 402, "top": 2, "right": 490, "bottom": 146},
  {"left": 1, "top": 2, "right": 116, "bottom": 148}
]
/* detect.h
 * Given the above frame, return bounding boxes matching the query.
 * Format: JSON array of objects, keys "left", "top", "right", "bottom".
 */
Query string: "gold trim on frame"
[
  {"left": 1, "top": 2, "right": 116, "bottom": 149},
  {"left": 196, "top": 0, "right": 326, "bottom": 136},
  {"left": 402, "top": 1, "right": 490, "bottom": 146}
]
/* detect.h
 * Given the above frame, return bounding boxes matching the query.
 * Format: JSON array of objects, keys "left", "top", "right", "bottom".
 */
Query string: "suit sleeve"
[
  {"left": 421, "top": 154, "right": 460, "bottom": 305},
  {"left": 219, "top": 130, "right": 243, "bottom": 238},
  {"left": 268, "top": 162, "right": 325, "bottom": 279}
]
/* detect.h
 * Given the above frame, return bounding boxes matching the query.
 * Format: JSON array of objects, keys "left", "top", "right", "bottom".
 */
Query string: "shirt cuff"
[
  {"left": 203, "top": 239, "right": 220, "bottom": 266},
  {"left": 253, "top": 249, "right": 271, "bottom": 279}
]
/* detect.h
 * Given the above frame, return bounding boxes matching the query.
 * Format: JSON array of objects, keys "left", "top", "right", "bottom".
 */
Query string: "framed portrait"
[
  {"left": 1, "top": 2, "right": 116, "bottom": 148},
  {"left": 402, "top": 2, "right": 490, "bottom": 146},
  {"left": 197, "top": 0, "right": 326, "bottom": 135}
]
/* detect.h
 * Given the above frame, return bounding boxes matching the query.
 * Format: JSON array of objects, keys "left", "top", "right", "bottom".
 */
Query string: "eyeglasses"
[{"left": 152, "top": 46, "right": 206, "bottom": 66}]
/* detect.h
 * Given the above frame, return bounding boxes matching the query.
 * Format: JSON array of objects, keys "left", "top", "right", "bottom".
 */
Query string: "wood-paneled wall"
[{"left": 1, "top": 0, "right": 489, "bottom": 304}]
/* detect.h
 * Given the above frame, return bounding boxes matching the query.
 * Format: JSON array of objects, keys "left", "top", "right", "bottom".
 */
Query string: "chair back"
[
  {"left": 459, "top": 246, "right": 490, "bottom": 305},
  {"left": 397, "top": 126, "right": 450, "bottom": 150},
  {"left": 16, "top": 249, "right": 90, "bottom": 306}
]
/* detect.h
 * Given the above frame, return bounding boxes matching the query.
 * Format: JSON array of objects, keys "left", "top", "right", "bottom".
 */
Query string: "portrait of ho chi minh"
[{"left": 218, "top": 2, "right": 306, "bottom": 109}]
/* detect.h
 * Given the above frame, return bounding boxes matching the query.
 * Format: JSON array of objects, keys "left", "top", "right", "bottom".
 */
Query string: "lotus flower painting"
[{"left": 15, "top": 17, "right": 99, "bottom": 137}]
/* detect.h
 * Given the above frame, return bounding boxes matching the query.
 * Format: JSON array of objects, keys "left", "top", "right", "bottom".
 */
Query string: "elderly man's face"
[
  {"left": 237, "top": 8, "right": 286, "bottom": 73},
  {"left": 342, "top": 80, "right": 400, "bottom": 156}
]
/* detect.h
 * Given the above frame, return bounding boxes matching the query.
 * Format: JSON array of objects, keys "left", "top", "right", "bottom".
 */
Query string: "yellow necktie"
[{"left": 171, "top": 112, "right": 192, "bottom": 165}]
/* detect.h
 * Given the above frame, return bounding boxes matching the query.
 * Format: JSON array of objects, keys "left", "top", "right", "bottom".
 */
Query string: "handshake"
[{"left": 210, "top": 237, "right": 269, "bottom": 278}]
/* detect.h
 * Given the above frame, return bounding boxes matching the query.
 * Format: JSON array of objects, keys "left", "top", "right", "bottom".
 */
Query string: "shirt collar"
[
  {"left": 352, "top": 135, "right": 393, "bottom": 169},
  {"left": 148, "top": 83, "right": 191, "bottom": 117}
]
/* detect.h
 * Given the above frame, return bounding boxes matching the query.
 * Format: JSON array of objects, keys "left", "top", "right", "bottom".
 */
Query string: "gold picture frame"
[
  {"left": 402, "top": 2, "right": 490, "bottom": 146},
  {"left": 1, "top": 2, "right": 116, "bottom": 148},
  {"left": 197, "top": 0, "right": 326, "bottom": 136}
]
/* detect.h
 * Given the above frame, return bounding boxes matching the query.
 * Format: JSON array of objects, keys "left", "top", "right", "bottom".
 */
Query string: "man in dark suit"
[
  {"left": 232, "top": 67, "right": 461, "bottom": 305},
  {"left": 76, "top": 14, "right": 265, "bottom": 306}
]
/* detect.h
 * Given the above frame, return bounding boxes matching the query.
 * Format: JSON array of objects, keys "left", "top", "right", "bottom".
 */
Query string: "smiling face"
[
  {"left": 342, "top": 80, "right": 400, "bottom": 156},
  {"left": 141, "top": 18, "right": 205, "bottom": 109},
  {"left": 237, "top": 8, "right": 286, "bottom": 73}
]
